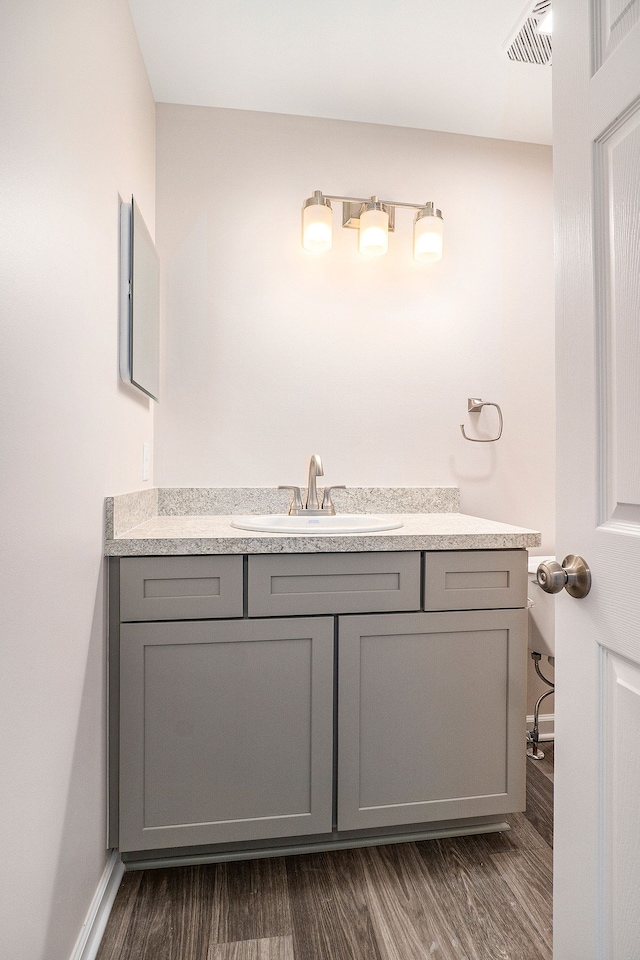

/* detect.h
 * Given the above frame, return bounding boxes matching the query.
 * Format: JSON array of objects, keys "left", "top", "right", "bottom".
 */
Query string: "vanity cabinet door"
[
  {"left": 119, "top": 617, "right": 334, "bottom": 852},
  {"left": 337, "top": 609, "right": 527, "bottom": 832}
]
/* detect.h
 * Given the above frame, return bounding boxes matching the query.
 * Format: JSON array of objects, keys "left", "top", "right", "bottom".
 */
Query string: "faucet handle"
[
  {"left": 322, "top": 485, "right": 346, "bottom": 515},
  {"left": 278, "top": 485, "right": 303, "bottom": 515}
]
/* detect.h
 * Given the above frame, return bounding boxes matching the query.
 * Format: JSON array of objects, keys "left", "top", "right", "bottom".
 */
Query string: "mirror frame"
[{"left": 119, "top": 196, "right": 160, "bottom": 402}]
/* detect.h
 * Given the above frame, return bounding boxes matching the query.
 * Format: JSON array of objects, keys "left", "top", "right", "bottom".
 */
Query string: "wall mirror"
[{"left": 120, "top": 196, "right": 160, "bottom": 401}]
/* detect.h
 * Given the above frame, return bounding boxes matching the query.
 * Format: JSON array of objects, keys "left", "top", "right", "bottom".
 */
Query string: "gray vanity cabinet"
[
  {"left": 112, "top": 548, "right": 528, "bottom": 862},
  {"left": 337, "top": 608, "right": 527, "bottom": 831},
  {"left": 118, "top": 616, "right": 334, "bottom": 852}
]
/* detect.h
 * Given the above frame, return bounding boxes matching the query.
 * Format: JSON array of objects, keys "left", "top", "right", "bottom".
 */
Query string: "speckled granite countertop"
[{"left": 105, "top": 487, "right": 541, "bottom": 556}]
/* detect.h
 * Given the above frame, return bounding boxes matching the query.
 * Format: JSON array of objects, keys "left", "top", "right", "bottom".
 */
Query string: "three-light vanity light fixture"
[{"left": 302, "top": 190, "right": 444, "bottom": 262}]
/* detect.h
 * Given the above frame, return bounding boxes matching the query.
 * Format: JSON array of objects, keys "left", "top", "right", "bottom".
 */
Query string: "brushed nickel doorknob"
[
  {"left": 536, "top": 555, "right": 592, "bottom": 599},
  {"left": 536, "top": 560, "right": 566, "bottom": 594}
]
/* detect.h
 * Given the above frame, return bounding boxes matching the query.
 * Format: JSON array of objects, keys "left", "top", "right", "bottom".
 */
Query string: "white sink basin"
[{"left": 230, "top": 514, "right": 404, "bottom": 534}]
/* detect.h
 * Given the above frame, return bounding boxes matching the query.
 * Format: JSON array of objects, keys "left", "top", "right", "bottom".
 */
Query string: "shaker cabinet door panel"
[
  {"left": 337, "top": 610, "right": 527, "bottom": 831},
  {"left": 423, "top": 550, "right": 527, "bottom": 611},
  {"left": 120, "top": 555, "right": 244, "bottom": 622},
  {"left": 248, "top": 552, "right": 420, "bottom": 617},
  {"left": 119, "top": 617, "right": 334, "bottom": 852}
]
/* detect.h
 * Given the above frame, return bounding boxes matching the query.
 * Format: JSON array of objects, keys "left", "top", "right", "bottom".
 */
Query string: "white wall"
[
  {"left": 0, "top": 2, "right": 155, "bottom": 958},
  {"left": 155, "top": 105, "right": 555, "bottom": 552}
]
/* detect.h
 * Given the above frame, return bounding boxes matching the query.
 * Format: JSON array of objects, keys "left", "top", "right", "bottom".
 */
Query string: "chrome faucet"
[{"left": 278, "top": 455, "right": 345, "bottom": 516}]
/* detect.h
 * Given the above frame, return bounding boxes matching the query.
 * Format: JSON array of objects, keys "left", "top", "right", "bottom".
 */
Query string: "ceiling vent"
[{"left": 506, "top": 0, "right": 552, "bottom": 65}]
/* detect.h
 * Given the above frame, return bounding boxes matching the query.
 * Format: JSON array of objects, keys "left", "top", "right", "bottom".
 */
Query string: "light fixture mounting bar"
[
  {"left": 325, "top": 194, "right": 438, "bottom": 232},
  {"left": 323, "top": 194, "right": 428, "bottom": 210}
]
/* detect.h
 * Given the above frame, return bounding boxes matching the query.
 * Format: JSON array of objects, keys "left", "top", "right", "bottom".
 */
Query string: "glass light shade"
[
  {"left": 359, "top": 207, "right": 389, "bottom": 256},
  {"left": 413, "top": 212, "right": 443, "bottom": 263},
  {"left": 302, "top": 201, "right": 332, "bottom": 252}
]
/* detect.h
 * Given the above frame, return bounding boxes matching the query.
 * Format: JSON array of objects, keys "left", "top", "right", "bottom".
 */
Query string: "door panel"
[
  {"left": 595, "top": 104, "right": 640, "bottom": 529},
  {"left": 603, "top": 654, "right": 640, "bottom": 958},
  {"left": 594, "top": 0, "right": 640, "bottom": 68}
]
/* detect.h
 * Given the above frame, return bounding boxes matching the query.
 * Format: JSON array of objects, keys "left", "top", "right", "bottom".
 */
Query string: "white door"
[{"left": 553, "top": 0, "right": 640, "bottom": 957}]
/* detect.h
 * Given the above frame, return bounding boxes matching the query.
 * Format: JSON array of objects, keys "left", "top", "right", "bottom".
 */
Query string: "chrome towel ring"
[{"left": 460, "top": 398, "right": 503, "bottom": 442}]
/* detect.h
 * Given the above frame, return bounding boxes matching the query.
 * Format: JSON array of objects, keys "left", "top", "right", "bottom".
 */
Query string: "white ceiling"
[{"left": 127, "top": 0, "right": 552, "bottom": 145}]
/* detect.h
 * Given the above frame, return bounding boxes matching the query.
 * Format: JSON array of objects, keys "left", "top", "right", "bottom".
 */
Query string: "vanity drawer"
[
  {"left": 119, "top": 556, "right": 244, "bottom": 622},
  {"left": 247, "top": 552, "right": 421, "bottom": 617},
  {"left": 423, "top": 550, "right": 527, "bottom": 611}
]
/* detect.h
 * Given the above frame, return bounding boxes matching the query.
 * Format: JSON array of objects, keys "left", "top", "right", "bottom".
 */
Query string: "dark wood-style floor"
[{"left": 97, "top": 747, "right": 554, "bottom": 960}]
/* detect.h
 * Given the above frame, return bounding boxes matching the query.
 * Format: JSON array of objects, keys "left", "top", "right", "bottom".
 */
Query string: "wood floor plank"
[
  {"left": 209, "top": 935, "right": 294, "bottom": 960},
  {"left": 95, "top": 871, "right": 142, "bottom": 960},
  {"left": 210, "top": 856, "right": 292, "bottom": 944},
  {"left": 286, "top": 848, "right": 383, "bottom": 960},
  {"left": 364, "top": 837, "right": 550, "bottom": 960},
  {"left": 527, "top": 742, "right": 555, "bottom": 783},
  {"left": 360, "top": 841, "right": 461, "bottom": 960},
  {"left": 97, "top": 869, "right": 171, "bottom": 960},
  {"left": 98, "top": 865, "right": 214, "bottom": 960},
  {"left": 492, "top": 813, "right": 553, "bottom": 954},
  {"left": 524, "top": 759, "right": 554, "bottom": 848},
  {"left": 417, "top": 835, "right": 551, "bottom": 960},
  {"left": 164, "top": 865, "right": 215, "bottom": 960}
]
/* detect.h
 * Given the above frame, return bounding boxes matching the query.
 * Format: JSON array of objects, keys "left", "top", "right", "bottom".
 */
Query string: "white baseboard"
[
  {"left": 69, "top": 850, "right": 125, "bottom": 960},
  {"left": 526, "top": 712, "right": 555, "bottom": 742}
]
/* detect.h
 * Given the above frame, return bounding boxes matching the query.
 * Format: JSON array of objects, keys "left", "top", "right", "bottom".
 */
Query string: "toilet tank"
[{"left": 528, "top": 555, "right": 555, "bottom": 659}]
